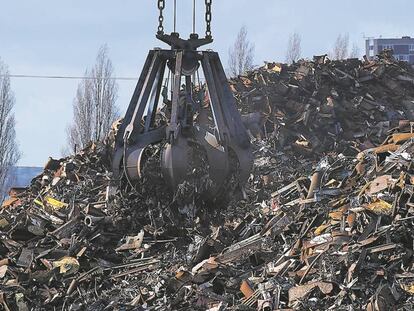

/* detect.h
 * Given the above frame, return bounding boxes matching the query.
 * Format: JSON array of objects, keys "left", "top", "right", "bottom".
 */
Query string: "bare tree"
[
  {"left": 0, "top": 59, "right": 20, "bottom": 202},
  {"left": 332, "top": 33, "right": 350, "bottom": 60},
  {"left": 228, "top": 26, "right": 255, "bottom": 77},
  {"left": 349, "top": 43, "right": 361, "bottom": 59},
  {"left": 285, "top": 32, "right": 302, "bottom": 64},
  {"left": 67, "top": 45, "right": 119, "bottom": 152}
]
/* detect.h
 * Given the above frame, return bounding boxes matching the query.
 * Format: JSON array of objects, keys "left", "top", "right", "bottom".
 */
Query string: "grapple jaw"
[
  {"left": 112, "top": 33, "right": 252, "bottom": 197},
  {"left": 161, "top": 135, "right": 189, "bottom": 189}
]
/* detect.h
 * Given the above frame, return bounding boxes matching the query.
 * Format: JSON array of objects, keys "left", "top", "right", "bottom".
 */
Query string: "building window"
[
  {"left": 410, "top": 44, "right": 414, "bottom": 51},
  {"left": 383, "top": 44, "right": 393, "bottom": 50},
  {"left": 397, "top": 54, "right": 409, "bottom": 61},
  {"left": 369, "top": 45, "right": 374, "bottom": 50}
]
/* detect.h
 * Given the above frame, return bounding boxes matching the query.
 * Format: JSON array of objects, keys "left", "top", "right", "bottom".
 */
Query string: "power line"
[
  {"left": 1, "top": 74, "right": 207, "bottom": 82},
  {"left": 1, "top": 74, "right": 139, "bottom": 81}
]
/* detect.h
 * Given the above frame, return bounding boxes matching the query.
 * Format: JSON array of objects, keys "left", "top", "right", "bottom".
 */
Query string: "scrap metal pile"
[
  {"left": 231, "top": 50, "right": 414, "bottom": 157},
  {"left": 1, "top": 52, "right": 414, "bottom": 310}
]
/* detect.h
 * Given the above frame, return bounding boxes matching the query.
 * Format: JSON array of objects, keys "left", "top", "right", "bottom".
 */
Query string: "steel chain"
[
  {"left": 205, "top": 0, "right": 212, "bottom": 38},
  {"left": 158, "top": 0, "right": 165, "bottom": 34},
  {"left": 157, "top": 0, "right": 212, "bottom": 37}
]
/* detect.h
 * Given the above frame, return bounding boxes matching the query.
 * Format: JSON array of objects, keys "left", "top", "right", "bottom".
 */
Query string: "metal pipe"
[{"left": 84, "top": 215, "right": 112, "bottom": 227}]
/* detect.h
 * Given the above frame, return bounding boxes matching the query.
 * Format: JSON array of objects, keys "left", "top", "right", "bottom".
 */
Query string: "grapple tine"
[
  {"left": 194, "top": 126, "right": 229, "bottom": 190},
  {"left": 125, "top": 146, "right": 147, "bottom": 180},
  {"left": 161, "top": 136, "right": 189, "bottom": 189},
  {"left": 230, "top": 144, "right": 253, "bottom": 186},
  {"left": 112, "top": 125, "right": 167, "bottom": 183}
]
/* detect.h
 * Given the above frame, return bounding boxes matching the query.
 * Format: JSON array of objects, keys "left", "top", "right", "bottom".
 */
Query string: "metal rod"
[
  {"left": 145, "top": 61, "right": 166, "bottom": 132},
  {"left": 174, "top": 0, "right": 177, "bottom": 33},
  {"left": 164, "top": 69, "right": 171, "bottom": 88},
  {"left": 193, "top": 0, "right": 196, "bottom": 34},
  {"left": 196, "top": 69, "right": 201, "bottom": 87},
  {"left": 170, "top": 51, "right": 183, "bottom": 126}
]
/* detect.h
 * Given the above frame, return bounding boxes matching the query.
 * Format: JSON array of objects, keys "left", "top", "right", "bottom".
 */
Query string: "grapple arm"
[{"left": 112, "top": 33, "right": 252, "bottom": 194}]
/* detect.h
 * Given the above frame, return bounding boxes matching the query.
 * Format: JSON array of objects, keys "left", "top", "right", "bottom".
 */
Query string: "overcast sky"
[{"left": 1, "top": 0, "right": 413, "bottom": 166}]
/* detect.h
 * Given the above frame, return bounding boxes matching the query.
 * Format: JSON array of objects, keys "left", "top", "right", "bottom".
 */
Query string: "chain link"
[
  {"left": 205, "top": 0, "right": 212, "bottom": 38},
  {"left": 157, "top": 0, "right": 165, "bottom": 34},
  {"left": 157, "top": 0, "right": 212, "bottom": 38}
]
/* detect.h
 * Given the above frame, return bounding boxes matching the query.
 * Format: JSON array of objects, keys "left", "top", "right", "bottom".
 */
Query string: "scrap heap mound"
[
  {"left": 1, "top": 52, "right": 414, "bottom": 310},
  {"left": 230, "top": 50, "right": 414, "bottom": 157}
]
